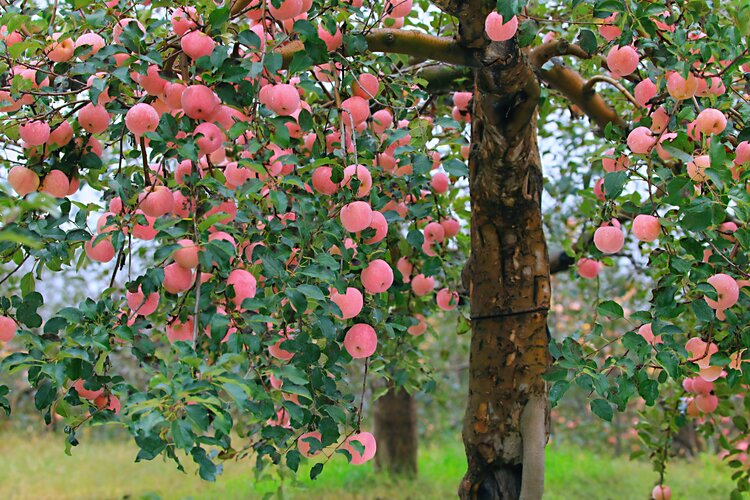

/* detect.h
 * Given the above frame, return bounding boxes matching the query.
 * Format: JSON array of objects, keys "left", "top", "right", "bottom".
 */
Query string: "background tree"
[{"left": 1, "top": 1, "right": 750, "bottom": 500}]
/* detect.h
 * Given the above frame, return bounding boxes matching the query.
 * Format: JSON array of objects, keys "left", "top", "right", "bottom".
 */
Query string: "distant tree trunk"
[
  {"left": 374, "top": 386, "right": 418, "bottom": 476},
  {"left": 673, "top": 421, "right": 702, "bottom": 457},
  {"left": 458, "top": 40, "right": 551, "bottom": 500}
]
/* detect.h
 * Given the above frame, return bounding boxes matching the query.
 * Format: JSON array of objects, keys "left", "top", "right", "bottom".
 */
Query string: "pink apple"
[
  {"left": 181, "top": 30, "right": 216, "bottom": 60},
  {"left": 361, "top": 259, "right": 393, "bottom": 294},
  {"left": 593, "top": 220, "right": 624, "bottom": 254},
  {"left": 125, "top": 103, "right": 160, "bottom": 137},
  {"left": 0, "top": 315, "right": 16, "bottom": 342},
  {"left": 576, "top": 258, "right": 602, "bottom": 279},
  {"left": 40, "top": 170, "right": 70, "bottom": 198},
  {"left": 411, "top": 274, "right": 435, "bottom": 296},
  {"left": 19, "top": 120, "right": 50, "bottom": 146},
  {"left": 340, "top": 201, "right": 373, "bottom": 232},
  {"left": 8, "top": 166, "right": 40, "bottom": 196},
  {"left": 344, "top": 323, "right": 377, "bottom": 358},
  {"left": 163, "top": 262, "right": 194, "bottom": 294},
  {"left": 607, "top": 45, "right": 639, "bottom": 77},
  {"left": 436, "top": 288, "right": 459, "bottom": 310},
  {"left": 181, "top": 85, "right": 221, "bottom": 121},
  {"left": 632, "top": 214, "right": 660, "bottom": 242},
  {"left": 85, "top": 236, "right": 115, "bottom": 263},
  {"left": 166, "top": 316, "right": 194, "bottom": 343},
  {"left": 627, "top": 126, "right": 655, "bottom": 154},
  {"left": 126, "top": 286, "right": 159, "bottom": 316},
  {"left": 227, "top": 269, "right": 257, "bottom": 310},
  {"left": 484, "top": 12, "right": 518, "bottom": 42},
  {"left": 666, "top": 71, "right": 698, "bottom": 100},
  {"left": 694, "top": 108, "right": 726, "bottom": 136},
  {"left": 343, "top": 432, "right": 377, "bottom": 465}
]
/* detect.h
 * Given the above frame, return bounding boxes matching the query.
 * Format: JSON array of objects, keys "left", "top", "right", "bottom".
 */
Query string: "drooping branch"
[
  {"left": 277, "top": 29, "right": 479, "bottom": 69},
  {"left": 539, "top": 63, "right": 626, "bottom": 131}
]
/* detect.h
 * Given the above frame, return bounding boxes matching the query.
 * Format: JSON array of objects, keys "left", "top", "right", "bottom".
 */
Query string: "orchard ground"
[{"left": 0, "top": 431, "right": 735, "bottom": 499}]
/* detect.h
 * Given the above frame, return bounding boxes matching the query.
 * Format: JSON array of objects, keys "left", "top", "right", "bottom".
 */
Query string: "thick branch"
[
  {"left": 549, "top": 250, "right": 575, "bottom": 275},
  {"left": 528, "top": 40, "right": 589, "bottom": 67},
  {"left": 582, "top": 75, "right": 640, "bottom": 108},
  {"left": 365, "top": 29, "right": 478, "bottom": 67},
  {"left": 416, "top": 65, "right": 473, "bottom": 92},
  {"left": 278, "top": 29, "right": 478, "bottom": 69},
  {"left": 539, "top": 63, "right": 626, "bottom": 131},
  {"left": 430, "top": 0, "right": 492, "bottom": 48}
]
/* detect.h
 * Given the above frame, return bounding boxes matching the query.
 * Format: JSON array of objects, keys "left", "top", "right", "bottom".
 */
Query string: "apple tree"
[{"left": 1, "top": 0, "right": 750, "bottom": 499}]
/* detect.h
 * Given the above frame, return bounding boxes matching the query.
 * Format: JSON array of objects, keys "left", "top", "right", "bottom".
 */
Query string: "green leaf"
[
  {"left": 691, "top": 299, "right": 715, "bottom": 323},
  {"left": 208, "top": 7, "right": 230, "bottom": 31},
  {"left": 603, "top": 171, "right": 628, "bottom": 200},
  {"left": 310, "top": 462, "right": 324, "bottom": 480},
  {"left": 577, "top": 29, "right": 598, "bottom": 55},
  {"left": 191, "top": 446, "right": 218, "bottom": 481},
  {"left": 597, "top": 300, "right": 624, "bottom": 319},
  {"left": 442, "top": 158, "right": 468, "bottom": 177},
  {"left": 296, "top": 284, "right": 326, "bottom": 302},
  {"left": 517, "top": 20, "right": 538, "bottom": 47},
  {"left": 660, "top": 144, "right": 693, "bottom": 163},
  {"left": 590, "top": 398, "right": 613, "bottom": 421},
  {"left": 549, "top": 380, "right": 569, "bottom": 405}
]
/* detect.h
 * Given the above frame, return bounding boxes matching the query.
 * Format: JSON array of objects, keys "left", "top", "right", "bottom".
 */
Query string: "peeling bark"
[{"left": 458, "top": 41, "right": 551, "bottom": 500}]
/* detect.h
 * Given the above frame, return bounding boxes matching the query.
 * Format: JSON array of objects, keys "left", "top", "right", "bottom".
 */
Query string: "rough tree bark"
[
  {"left": 458, "top": 40, "right": 551, "bottom": 500},
  {"left": 373, "top": 386, "right": 419, "bottom": 476}
]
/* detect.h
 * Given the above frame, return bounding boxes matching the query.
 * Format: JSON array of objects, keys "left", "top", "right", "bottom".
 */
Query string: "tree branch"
[
  {"left": 582, "top": 75, "right": 640, "bottom": 109},
  {"left": 230, "top": 0, "right": 254, "bottom": 16},
  {"left": 528, "top": 40, "right": 589, "bottom": 67},
  {"left": 278, "top": 29, "right": 478, "bottom": 69},
  {"left": 416, "top": 65, "right": 473, "bottom": 92},
  {"left": 430, "top": 0, "right": 491, "bottom": 48},
  {"left": 549, "top": 250, "right": 575, "bottom": 275},
  {"left": 539, "top": 63, "right": 626, "bottom": 131}
]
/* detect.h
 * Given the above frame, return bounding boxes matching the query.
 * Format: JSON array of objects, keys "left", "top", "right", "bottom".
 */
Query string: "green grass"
[{"left": 0, "top": 431, "right": 738, "bottom": 499}]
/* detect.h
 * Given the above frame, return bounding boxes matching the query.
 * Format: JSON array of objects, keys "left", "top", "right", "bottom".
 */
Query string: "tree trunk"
[
  {"left": 374, "top": 386, "right": 418, "bottom": 477},
  {"left": 458, "top": 41, "right": 551, "bottom": 500}
]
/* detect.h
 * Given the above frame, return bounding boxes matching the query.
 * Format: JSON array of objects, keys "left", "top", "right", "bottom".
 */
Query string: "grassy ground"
[{"left": 0, "top": 430, "right": 738, "bottom": 499}]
